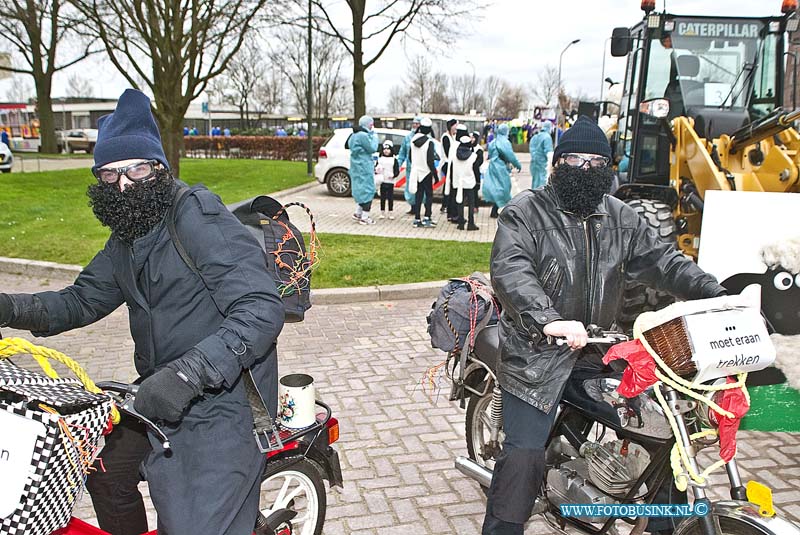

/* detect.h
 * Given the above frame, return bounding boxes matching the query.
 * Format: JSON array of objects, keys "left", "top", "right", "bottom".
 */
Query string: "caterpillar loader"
[{"left": 608, "top": 0, "right": 800, "bottom": 324}]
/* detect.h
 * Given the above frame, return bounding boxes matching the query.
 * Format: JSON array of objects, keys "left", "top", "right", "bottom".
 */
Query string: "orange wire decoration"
[{"left": 270, "top": 202, "right": 321, "bottom": 298}]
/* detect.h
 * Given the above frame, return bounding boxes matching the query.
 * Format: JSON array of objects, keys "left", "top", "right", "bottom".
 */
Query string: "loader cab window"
[
  {"left": 751, "top": 32, "right": 779, "bottom": 119},
  {"left": 642, "top": 18, "right": 766, "bottom": 115}
]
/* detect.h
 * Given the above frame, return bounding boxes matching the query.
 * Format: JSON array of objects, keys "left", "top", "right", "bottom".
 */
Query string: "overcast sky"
[{"left": 0, "top": 0, "right": 782, "bottom": 113}]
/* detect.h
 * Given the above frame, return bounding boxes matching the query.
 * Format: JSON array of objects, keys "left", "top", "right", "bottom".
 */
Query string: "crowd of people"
[
  {"left": 181, "top": 125, "right": 307, "bottom": 137},
  {"left": 349, "top": 114, "right": 490, "bottom": 228},
  {"left": 347, "top": 114, "right": 571, "bottom": 228}
]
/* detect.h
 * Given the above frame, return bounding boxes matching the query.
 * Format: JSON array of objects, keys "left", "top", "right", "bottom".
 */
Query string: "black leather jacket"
[{"left": 490, "top": 186, "right": 725, "bottom": 413}]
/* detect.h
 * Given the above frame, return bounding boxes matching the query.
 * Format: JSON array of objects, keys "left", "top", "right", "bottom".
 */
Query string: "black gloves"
[
  {"left": 134, "top": 367, "right": 199, "bottom": 423},
  {"left": 133, "top": 348, "right": 224, "bottom": 423}
]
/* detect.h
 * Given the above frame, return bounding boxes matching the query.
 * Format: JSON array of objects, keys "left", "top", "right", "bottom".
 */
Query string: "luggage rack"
[{"left": 261, "top": 399, "right": 332, "bottom": 453}]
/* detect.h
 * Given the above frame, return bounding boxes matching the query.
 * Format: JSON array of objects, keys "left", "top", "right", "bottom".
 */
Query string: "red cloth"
[
  {"left": 602, "top": 339, "right": 659, "bottom": 398},
  {"left": 713, "top": 377, "right": 750, "bottom": 462}
]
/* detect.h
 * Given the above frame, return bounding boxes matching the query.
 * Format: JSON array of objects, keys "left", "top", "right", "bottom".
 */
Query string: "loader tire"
[{"left": 617, "top": 199, "right": 677, "bottom": 332}]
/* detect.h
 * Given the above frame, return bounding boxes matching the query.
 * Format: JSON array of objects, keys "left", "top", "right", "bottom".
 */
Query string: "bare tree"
[
  {"left": 483, "top": 75, "right": 504, "bottom": 119},
  {"left": 388, "top": 85, "right": 413, "bottom": 113},
  {"left": 310, "top": 0, "right": 476, "bottom": 118},
  {"left": 532, "top": 65, "right": 560, "bottom": 108},
  {"left": 449, "top": 73, "right": 482, "bottom": 115},
  {"left": 66, "top": 74, "right": 94, "bottom": 98},
  {"left": 495, "top": 84, "right": 525, "bottom": 119},
  {"left": 4, "top": 76, "right": 34, "bottom": 102},
  {"left": 0, "top": 1, "right": 97, "bottom": 152},
  {"left": 70, "top": 0, "right": 271, "bottom": 175},
  {"left": 215, "top": 36, "right": 265, "bottom": 129},
  {"left": 252, "top": 66, "right": 286, "bottom": 116},
  {"left": 269, "top": 26, "right": 348, "bottom": 129},
  {"left": 428, "top": 73, "right": 451, "bottom": 114}
]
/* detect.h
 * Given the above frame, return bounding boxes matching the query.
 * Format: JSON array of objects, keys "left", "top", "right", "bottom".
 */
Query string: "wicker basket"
[{"left": 641, "top": 317, "right": 697, "bottom": 376}]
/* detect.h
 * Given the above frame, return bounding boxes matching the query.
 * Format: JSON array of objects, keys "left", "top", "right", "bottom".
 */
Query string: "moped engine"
[{"left": 545, "top": 438, "right": 650, "bottom": 524}]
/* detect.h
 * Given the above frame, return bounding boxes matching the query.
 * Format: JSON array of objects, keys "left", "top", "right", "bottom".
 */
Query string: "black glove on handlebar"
[
  {"left": 133, "top": 348, "right": 223, "bottom": 423},
  {"left": 134, "top": 367, "right": 199, "bottom": 423}
]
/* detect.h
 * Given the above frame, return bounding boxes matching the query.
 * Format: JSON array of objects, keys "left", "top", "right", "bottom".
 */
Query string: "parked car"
[
  {"left": 315, "top": 128, "right": 408, "bottom": 197},
  {"left": 0, "top": 142, "right": 13, "bottom": 173},
  {"left": 63, "top": 129, "right": 98, "bottom": 154}
]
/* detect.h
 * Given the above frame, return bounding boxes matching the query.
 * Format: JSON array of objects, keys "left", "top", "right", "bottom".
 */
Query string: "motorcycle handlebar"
[
  {"left": 96, "top": 381, "right": 171, "bottom": 452},
  {"left": 550, "top": 325, "right": 629, "bottom": 346}
]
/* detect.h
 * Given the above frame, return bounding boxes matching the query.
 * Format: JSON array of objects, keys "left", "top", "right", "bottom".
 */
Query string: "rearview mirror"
[
  {"left": 639, "top": 98, "right": 670, "bottom": 119},
  {"left": 610, "top": 27, "right": 632, "bottom": 57}
]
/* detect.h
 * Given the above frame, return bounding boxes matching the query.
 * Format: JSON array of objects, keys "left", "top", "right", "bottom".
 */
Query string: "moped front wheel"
[
  {"left": 260, "top": 455, "right": 326, "bottom": 535},
  {"left": 673, "top": 514, "right": 781, "bottom": 535}
]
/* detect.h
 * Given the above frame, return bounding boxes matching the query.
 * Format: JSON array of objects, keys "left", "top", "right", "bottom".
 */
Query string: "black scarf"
[
  {"left": 550, "top": 164, "right": 614, "bottom": 219},
  {"left": 87, "top": 169, "right": 176, "bottom": 244}
]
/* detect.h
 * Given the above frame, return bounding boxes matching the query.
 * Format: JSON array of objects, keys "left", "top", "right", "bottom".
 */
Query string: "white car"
[
  {"left": 315, "top": 127, "right": 411, "bottom": 197},
  {"left": 0, "top": 142, "right": 13, "bottom": 173}
]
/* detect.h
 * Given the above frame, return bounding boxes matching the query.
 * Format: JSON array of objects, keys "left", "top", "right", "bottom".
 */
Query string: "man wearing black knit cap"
[
  {"left": 483, "top": 116, "right": 726, "bottom": 534},
  {"left": 0, "top": 89, "right": 284, "bottom": 535}
]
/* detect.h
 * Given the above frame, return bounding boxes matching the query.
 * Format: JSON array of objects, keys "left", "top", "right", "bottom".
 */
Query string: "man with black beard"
[
  {"left": 483, "top": 116, "right": 726, "bottom": 535},
  {"left": 0, "top": 89, "right": 284, "bottom": 535}
]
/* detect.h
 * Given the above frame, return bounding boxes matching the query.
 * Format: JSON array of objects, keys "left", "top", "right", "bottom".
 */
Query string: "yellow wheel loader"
[{"left": 608, "top": 0, "right": 800, "bottom": 325}]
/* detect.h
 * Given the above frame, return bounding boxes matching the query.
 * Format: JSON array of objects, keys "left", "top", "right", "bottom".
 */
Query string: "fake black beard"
[
  {"left": 550, "top": 164, "right": 614, "bottom": 218},
  {"left": 87, "top": 170, "right": 176, "bottom": 244}
]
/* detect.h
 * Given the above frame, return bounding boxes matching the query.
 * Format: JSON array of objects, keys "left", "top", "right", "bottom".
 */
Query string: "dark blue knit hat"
[
  {"left": 552, "top": 116, "right": 612, "bottom": 164},
  {"left": 94, "top": 89, "right": 169, "bottom": 170}
]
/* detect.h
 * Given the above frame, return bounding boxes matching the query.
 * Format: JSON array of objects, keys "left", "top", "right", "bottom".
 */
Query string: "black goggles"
[{"left": 92, "top": 160, "right": 160, "bottom": 185}]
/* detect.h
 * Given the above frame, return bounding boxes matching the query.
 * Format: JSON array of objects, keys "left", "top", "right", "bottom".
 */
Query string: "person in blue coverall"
[
  {"left": 349, "top": 115, "right": 379, "bottom": 225},
  {"left": 529, "top": 121, "right": 553, "bottom": 189},
  {"left": 398, "top": 116, "right": 422, "bottom": 211},
  {"left": 483, "top": 123, "right": 521, "bottom": 217}
]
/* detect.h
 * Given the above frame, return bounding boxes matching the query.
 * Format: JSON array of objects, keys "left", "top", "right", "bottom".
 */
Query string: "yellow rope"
[
  {"left": 632, "top": 317, "right": 750, "bottom": 491},
  {"left": 0, "top": 337, "right": 120, "bottom": 424}
]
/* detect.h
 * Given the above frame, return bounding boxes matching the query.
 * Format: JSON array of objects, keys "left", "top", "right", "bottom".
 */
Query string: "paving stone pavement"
[
  {"left": 274, "top": 155, "right": 534, "bottom": 244},
  {"left": 1, "top": 270, "right": 799, "bottom": 534}
]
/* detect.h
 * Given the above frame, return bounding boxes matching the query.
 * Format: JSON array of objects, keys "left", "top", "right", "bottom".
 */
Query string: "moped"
[
  {"left": 449, "top": 321, "right": 800, "bottom": 535},
  {"left": 0, "top": 337, "right": 341, "bottom": 535}
]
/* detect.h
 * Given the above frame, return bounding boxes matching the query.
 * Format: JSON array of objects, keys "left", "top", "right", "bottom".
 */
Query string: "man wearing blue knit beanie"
[
  {"left": 0, "top": 89, "right": 285, "bottom": 535},
  {"left": 483, "top": 116, "right": 726, "bottom": 534}
]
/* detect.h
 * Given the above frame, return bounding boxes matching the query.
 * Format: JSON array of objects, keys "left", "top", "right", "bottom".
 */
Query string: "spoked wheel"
[
  {"left": 465, "top": 386, "right": 504, "bottom": 481},
  {"left": 260, "top": 456, "right": 326, "bottom": 535},
  {"left": 673, "top": 514, "right": 775, "bottom": 535}
]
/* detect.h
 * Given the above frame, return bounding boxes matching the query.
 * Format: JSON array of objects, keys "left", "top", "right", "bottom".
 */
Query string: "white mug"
[{"left": 278, "top": 374, "right": 316, "bottom": 429}]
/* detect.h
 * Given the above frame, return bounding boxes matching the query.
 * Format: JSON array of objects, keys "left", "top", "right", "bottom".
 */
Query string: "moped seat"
[{"left": 473, "top": 324, "right": 500, "bottom": 370}]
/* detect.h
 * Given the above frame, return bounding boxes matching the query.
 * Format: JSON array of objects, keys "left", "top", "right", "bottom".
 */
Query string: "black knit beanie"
[
  {"left": 94, "top": 89, "right": 169, "bottom": 170},
  {"left": 552, "top": 116, "right": 612, "bottom": 164}
]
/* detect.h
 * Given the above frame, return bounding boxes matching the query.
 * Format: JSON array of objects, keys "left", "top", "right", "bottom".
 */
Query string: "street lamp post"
[
  {"left": 306, "top": 0, "right": 313, "bottom": 176},
  {"left": 466, "top": 60, "right": 476, "bottom": 114},
  {"left": 555, "top": 38, "right": 580, "bottom": 148},
  {"left": 600, "top": 36, "right": 612, "bottom": 102}
]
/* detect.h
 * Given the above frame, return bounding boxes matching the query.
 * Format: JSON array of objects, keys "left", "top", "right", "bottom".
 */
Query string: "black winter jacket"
[
  {"left": 13, "top": 182, "right": 285, "bottom": 534},
  {"left": 490, "top": 186, "right": 725, "bottom": 412}
]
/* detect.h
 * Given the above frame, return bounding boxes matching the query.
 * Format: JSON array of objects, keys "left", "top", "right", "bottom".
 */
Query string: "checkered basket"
[{"left": 0, "top": 359, "right": 112, "bottom": 535}]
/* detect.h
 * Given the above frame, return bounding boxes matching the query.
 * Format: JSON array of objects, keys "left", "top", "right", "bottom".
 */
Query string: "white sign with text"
[
  {"left": 684, "top": 307, "right": 775, "bottom": 383},
  {"left": 0, "top": 410, "right": 46, "bottom": 518}
]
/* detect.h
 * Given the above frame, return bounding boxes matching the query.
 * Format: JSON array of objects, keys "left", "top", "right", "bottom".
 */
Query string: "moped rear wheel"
[
  {"left": 465, "top": 389, "right": 503, "bottom": 479},
  {"left": 260, "top": 456, "right": 326, "bottom": 535}
]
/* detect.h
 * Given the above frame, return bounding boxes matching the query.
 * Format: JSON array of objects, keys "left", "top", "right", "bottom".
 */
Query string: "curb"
[{"left": 0, "top": 256, "right": 443, "bottom": 305}]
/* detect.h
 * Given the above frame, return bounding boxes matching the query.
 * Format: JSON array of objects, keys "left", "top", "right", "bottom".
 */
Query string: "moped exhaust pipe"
[{"left": 455, "top": 456, "right": 493, "bottom": 488}]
